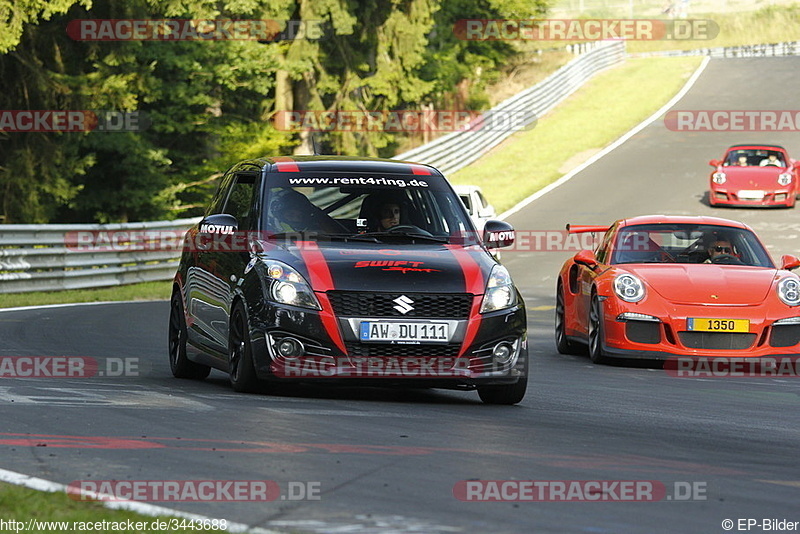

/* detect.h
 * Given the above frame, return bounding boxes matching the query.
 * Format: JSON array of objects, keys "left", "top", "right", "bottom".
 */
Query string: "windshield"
[
  {"left": 724, "top": 148, "right": 786, "bottom": 167},
  {"left": 261, "top": 176, "right": 477, "bottom": 243},
  {"left": 611, "top": 224, "right": 774, "bottom": 267}
]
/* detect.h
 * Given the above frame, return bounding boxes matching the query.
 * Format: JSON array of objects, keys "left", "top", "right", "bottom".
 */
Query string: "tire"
[
  {"left": 555, "top": 284, "right": 581, "bottom": 355},
  {"left": 477, "top": 374, "right": 528, "bottom": 405},
  {"left": 228, "top": 301, "right": 261, "bottom": 393},
  {"left": 168, "top": 291, "right": 211, "bottom": 380},
  {"left": 587, "top": 293, "right": 610, "bottom": 365}
]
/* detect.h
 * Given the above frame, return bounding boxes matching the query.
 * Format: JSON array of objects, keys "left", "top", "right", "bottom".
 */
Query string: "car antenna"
[{"left": 311, "top": 134, "right": 322, "bottom": 155}]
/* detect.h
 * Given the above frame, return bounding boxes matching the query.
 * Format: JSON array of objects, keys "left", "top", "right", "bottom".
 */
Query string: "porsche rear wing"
[{"left": 566, "top": 224, "right": 610, "bottom": 234}]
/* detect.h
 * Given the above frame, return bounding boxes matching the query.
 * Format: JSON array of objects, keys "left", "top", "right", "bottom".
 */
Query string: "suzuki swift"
[{"left": 169, "top": 156, "right": 527, "bottom": 404}]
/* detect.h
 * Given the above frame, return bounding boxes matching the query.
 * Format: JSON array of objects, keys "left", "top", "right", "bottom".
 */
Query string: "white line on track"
[
  {"left": 0, "top": 467, "right": 279, "bottom": 534},
  {"left": 500, "top": 55, "right": 712, "bottom": 219},
  {"left": 0, "top": 300, "right": 162, "bottom": 313}
]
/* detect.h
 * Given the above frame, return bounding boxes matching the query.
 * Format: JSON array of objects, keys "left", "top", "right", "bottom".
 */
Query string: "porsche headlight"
[
  {"left": 777, "top": 277, "right": 800, "bottom": 306},
  {"left": 778, "top": 173, "right": 792, "bottom": 186},
  {"left": 265, "top": 260, "right": 321, "bottom": 310},
  {"left": 480, "top": 264, "right": 517, "bottom": 313},
  {"left": 712, "top": 172, "right": 726, "bottom": 184},
  {"left": 614, "top": 274, "right": 645, "bottom": 303}
]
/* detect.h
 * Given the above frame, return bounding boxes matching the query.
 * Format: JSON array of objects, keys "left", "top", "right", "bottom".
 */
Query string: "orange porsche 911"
[{"left": 555, "top": 215, "right": 800, "bottom": 363}]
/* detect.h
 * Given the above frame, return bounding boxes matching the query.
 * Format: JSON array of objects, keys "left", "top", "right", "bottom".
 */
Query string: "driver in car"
[
  {"left": 377, "top": 202, "right": 401, "bottom": 231},
  {"left": 705, "top": 238, "right": 734, "bottom": 263}
]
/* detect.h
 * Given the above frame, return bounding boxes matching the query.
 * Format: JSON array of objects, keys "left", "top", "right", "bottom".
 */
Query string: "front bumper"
[
  {"left": 600, "top": 298, "right": 800, "bottom": 359},
  {"left": 709, "top": 188, "right": 794, "bottom": 207},
  {"left": 247, "top": 299, "right": 528, "bottom": 387}
]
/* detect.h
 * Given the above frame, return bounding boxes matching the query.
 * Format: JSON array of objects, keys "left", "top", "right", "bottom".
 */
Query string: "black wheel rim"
[
  {"left": 555, "top": 288, "right": 566, "bottom": 346},
  {"left": 229, "top": 312, "right": 245, "bottom": 381},
  {"left": 589, "top": 298, "right": 600, "bottom": 358},
  {"left": 169, "top": 298, "right": 182, "bottom": 367}
]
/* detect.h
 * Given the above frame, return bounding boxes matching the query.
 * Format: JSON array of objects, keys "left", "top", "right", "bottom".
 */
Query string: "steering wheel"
[
  {"left": 386, "top": 224, "right": 433, "bottom": 237},
  {"left": 711, "top": 253, "right": 744, "bottom": 265}
]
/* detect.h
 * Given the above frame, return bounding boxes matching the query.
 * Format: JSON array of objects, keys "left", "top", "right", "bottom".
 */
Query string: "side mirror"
[
  {"left": 574, "top": 249, "right": 598, "bottom": 270},
  {"left": 483, "top": 220, "right": 515, "bottom": 249},
  {"left": 781, "top": 254, "right": 800, "bottom": 271},
  {"left": 199, "top": 213, "right": 238, "bottom": 235},
  {"left": 709, "top": 159, "right": 721, "bottom": 167}
]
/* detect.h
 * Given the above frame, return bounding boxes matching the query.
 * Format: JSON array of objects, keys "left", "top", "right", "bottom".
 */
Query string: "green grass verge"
[
  {"left": 0, "top": 281, "right": 172, "bottom": 309},
  {"left": 0, "top": 482, "right": 223, "bottom": 533},
  {"left": 450, "top": 55, "right": 704, "bottom": 212}
]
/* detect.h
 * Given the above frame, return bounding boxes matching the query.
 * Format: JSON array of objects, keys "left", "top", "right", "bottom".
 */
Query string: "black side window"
[
  {"left": 222, "top": 173, "right": 257, "bottom": 230},
  {"left": 595, "top": 227, "right": 615, "bottom": 264},
  {"left": 206, "top": 171, "right": 235, "bottom": 216}
]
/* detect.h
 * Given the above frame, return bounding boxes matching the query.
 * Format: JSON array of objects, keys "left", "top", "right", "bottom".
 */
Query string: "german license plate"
[
  {"left": 737, "top": 190, "right": 764, "bottom": 200},
  {"left": 359, "top": 322, "right": 449, "bottom": 343},
  {"left": 687, "top": 318, "right": 750, "bottom": 333}
]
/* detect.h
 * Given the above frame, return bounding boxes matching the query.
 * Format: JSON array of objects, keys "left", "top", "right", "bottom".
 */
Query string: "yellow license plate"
[{"left": 687, "top": 318, "right": 750, "bottom": 333}]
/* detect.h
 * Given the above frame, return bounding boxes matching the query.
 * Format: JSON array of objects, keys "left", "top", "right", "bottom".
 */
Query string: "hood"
[
  {"left": 623, "top": 265, "right": 777, "bottom": 305},
  {"left": 274, "top": 242, "right": 495, "bottom": 294},
  {"left": 716, "top": 166, "right": 786, "bottom": 189}
]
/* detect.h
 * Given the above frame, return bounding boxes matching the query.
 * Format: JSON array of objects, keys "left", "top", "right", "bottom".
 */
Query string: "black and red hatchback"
[{"left": 169, "top": 156, "right": 527, "bottom": 404}]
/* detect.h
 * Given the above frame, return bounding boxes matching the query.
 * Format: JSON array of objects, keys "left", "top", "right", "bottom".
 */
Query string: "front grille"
[
  {"left": 328, "top": 292, "right": 472, "bottom": 318},
  {"left": 678, "top": 332, "right": 756, "bottom": 350},
  {"left": 345, "top": 341, "right": 460, "bottom": 358},
  {"left": 770, "top": 324, "right": 800, "bottom": 348},
  {"left": 626, "top": 322, "right": 661, "bottom": 344}
]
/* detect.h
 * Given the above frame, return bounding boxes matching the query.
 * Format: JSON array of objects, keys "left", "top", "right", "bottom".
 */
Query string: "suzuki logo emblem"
[{"left": 393, "top": 295, "right": 414, "bottom": 314}]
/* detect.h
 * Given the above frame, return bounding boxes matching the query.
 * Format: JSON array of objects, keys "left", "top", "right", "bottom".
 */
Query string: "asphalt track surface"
[{"left": 2, "top": 57, "right": 800, "bottom": 534}]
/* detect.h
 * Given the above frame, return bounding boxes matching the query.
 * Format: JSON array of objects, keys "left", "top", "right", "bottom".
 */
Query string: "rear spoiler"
[{"left": 566, "top": 224, "right": 610, "bottom": 234}]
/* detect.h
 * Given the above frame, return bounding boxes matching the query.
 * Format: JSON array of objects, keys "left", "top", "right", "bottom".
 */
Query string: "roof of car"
[
  {"left": 250, "top": 155, "right": 440, "bottom": 176},
  {"left": 617, "top": 215, "right": 752, "bottom": 230}
]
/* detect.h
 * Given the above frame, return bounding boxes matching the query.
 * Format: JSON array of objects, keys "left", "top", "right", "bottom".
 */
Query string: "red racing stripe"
[
  {"left": 445, "top": 245, "right": 485, "bottom": 357},
  {"left": 273, "top": 156, "right": 299, "bottom": 173},
  {"left": 297, "top": 241, "right": 346, "bottom": 354},
  {"left": 410, "top": 164, "right": 431, "bottom": 176}
]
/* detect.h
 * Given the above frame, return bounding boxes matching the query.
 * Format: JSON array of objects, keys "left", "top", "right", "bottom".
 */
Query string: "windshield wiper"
[
  {"left": 265, "top": 232, "right": 381, "bottom": 243},
  {"left": 358, "top": 231, "right": 450, "bottom": 243}
]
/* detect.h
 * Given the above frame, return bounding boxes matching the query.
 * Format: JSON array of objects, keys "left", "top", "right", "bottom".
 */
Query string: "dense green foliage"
[{"left": 0, "top": 0, "right": 547, "bottom": 223}]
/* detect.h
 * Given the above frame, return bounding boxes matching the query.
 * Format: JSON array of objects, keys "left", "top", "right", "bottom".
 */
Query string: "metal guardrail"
[
  {"left": 0, "top": 41, "right": 626, "bottom": 294},
  {"left": 628, "top": 40, "right": 800, "bottom": 59},
  {"left": 0, "top": 218, "right": 200, "bottom": 294},
  {"left": 393, "top": 40, "right": 626, "bottom": 176}
]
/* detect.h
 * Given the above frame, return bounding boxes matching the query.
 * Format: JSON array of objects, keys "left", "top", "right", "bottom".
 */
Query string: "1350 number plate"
[{"left": 687, "top": 318, "right": 750, "bottom": 333}]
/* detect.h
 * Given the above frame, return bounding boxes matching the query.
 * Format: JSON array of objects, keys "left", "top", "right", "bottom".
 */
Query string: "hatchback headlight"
[
  {"left": 614, "top": 274, "right": 645, "bottom": 303},
  {"left": 712, "top": 172, "right": 726, "bottom": 184},
  {"left": 778, "top": 173, "right": 793, "bottom": 186},
  {"left": 265, "top": 260, "right": 321, "bottom": 310},
  {"left": 777, "top": 277, "right": 800, "bottom": 306},
  {"left": 480, "top": 265, "right": 517, "bottom": 313}
]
